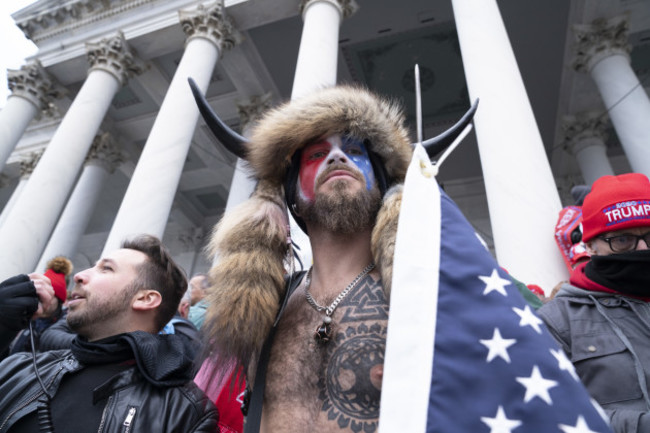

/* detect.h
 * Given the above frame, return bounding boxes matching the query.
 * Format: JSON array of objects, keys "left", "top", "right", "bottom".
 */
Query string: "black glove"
[{"left": 0, "top": 274, "right": 38, "bottom": 331}]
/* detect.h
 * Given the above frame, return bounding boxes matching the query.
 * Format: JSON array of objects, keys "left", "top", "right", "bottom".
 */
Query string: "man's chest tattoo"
[{"left": 318, "top": 275, "right": 388, "bottom": 432}]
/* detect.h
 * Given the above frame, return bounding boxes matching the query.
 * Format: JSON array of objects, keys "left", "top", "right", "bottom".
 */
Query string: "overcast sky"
[{"left": 0, "top": 0, "right": 39, "bottom": 108}]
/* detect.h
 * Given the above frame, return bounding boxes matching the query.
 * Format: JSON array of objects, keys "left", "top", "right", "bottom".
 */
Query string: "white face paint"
[{"left": 298, "top": 134, "right": 375, "bottom": 202}]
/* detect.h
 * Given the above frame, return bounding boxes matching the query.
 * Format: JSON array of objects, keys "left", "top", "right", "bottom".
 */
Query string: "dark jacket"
[
  {"left": 38, "top": 316, "right": 76, "bottom": 351},
  {"left": 41, "top": 314, "right": 203, "bottom": 364},
  {"left": 10, "top": 315, "right": 61, "bottom": 355},
  {"left": 538, "top": 283, "right": 650, "bottom": 433},
  {"left": 0, "top": 333, "right": 218, "bottom": 432}
]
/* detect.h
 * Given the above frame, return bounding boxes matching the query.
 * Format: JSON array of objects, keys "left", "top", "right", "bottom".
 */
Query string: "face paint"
[
  {"left": 341, "top": 135, "right": 375, "bottom": 190},
  {"left": 298, "top": 134, "right": 375, "bottom": 202}
]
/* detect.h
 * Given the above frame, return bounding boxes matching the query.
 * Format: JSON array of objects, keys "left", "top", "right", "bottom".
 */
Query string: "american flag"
[{"left": 379, "top": 143, "right": 612, "bottom": 433}]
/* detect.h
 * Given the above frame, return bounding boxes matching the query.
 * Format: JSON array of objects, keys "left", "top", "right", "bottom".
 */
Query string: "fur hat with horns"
[{"left": 190, "top": 79, "right": 476, "bottom": 372}]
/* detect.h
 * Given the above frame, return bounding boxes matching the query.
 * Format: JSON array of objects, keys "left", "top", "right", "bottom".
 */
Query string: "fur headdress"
[
  {"left": 190, "top": 80, "right": 476, "bottom": 372},
  {"left": 201, "top": 86, "right": 410, "bottom": 371}
]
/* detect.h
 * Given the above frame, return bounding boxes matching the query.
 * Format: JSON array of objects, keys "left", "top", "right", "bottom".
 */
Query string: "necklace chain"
[{"left": 305, "top": 263, "right": 375, "bottom": 317}]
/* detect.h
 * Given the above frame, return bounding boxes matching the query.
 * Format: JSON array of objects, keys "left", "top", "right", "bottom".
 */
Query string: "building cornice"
[
  {"left": 15, "top": 0, "right": 157, "bottom": 44},
  {"left": 13, "top": 0, "right": 254, "bottom": 46}
]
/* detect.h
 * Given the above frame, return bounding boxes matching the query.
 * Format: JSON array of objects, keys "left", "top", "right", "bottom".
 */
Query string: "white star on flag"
[
  {"left": 481, "top": 405, "right": 522, "bottom": 433},
  {"left": 480, "top": 328, "right": 517, "bottom": 363},
  {"left": 516, "top": 365, "right": 558, "bottom": 404},
  {"left": 513, "top": 305, "right": 543, "bottom": 334},
  {"left": 559, "top": 415, "right": 600, "bottom": 433},
  {"left": 551, "top": 348, "right": 579, "bottom": 380},
  {"left": 479, "top": 269, "right": 511, "bottom": 296}
]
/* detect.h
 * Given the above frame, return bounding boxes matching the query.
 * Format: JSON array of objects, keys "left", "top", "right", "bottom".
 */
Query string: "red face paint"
[
  {"left": 297, "top": 135, "right": 374, "bottom": 202},
  {"left": 299, "top": 139, "right": 331, "bottom": 202}
]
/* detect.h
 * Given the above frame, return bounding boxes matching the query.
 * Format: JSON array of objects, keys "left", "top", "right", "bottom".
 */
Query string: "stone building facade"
[{"left": 0, "top": 0, "right": 649, "bottom": 292}]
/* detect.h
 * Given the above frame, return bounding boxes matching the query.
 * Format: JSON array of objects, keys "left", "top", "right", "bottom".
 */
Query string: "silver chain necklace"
[{"left": 304, "top": 262, "right": 375, "bottom": 343}]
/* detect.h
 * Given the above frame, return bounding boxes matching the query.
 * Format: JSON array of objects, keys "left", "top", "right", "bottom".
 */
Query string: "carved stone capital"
[
  {"left": 19, "top": 149, "right": 44, "bottom": 178},
  {"left": 300, "top": 0, "right": 359, "bottom": 19},
  {"left": 562, "top": 112, "right": 610, "bottom": 155},
  {"left": 85, "top": 132, "right": 125, "bottom": 173},
  {"left": 573, "top": 15, "right": 631, "bottom": 73},
  {"left": 7, "top": 60, "right": 66, "bottom": 116},
  {"left": 179, "top": 2, "right": 237, "bottom": 53},
  {"left": 86, "top": 32, "right": 144, "bottom": 86},
  {"left": 177, "top": 227, "right": 205, "bottom": 251},
  {"left": 236, "top": 93, "right": 272, "bottom": 131}
]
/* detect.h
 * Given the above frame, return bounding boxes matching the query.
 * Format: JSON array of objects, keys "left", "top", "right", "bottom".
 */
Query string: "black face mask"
[{"left": 585, "top": 250, "right": 650, "bottom": 297}]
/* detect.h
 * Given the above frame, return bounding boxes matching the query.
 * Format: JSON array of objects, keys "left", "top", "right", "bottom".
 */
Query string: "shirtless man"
[
  {"left": 195, "top": 85, "right": 423, "bottom": 432},
  {"left": 262, "top": 133, "right": 387, "bottom": 432}
]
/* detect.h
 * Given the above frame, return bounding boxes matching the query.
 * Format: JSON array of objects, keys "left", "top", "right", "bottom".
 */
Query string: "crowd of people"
[{"left": 0, "top": 82, "right": 648, "bottom": 433}]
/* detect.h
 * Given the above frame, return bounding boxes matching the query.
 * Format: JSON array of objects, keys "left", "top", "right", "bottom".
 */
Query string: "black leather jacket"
[
  {"left": 41, "top": 313, "right": 203, "bottom": 361},
  {"left": 0, "top": 348, "right": 218, "bottom": 432}
]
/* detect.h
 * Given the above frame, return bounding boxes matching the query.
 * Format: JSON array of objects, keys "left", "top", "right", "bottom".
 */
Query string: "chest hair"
[{"left": 263, "top": 275, "right": 389, "bottom": 431}]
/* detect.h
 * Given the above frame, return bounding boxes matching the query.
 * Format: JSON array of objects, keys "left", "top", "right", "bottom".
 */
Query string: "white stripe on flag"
[{"left": 379, "top": 143, "right": 441, "bottom": 432}]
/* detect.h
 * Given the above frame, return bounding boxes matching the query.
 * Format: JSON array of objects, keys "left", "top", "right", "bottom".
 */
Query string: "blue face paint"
[{"left": 341, "top": 135, "right": 375, "bottom": 191}]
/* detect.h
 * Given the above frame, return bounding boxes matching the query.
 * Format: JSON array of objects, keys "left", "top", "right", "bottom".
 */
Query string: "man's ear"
[{"left": 132, "top": 290, "right": 162, "bottom": 311}]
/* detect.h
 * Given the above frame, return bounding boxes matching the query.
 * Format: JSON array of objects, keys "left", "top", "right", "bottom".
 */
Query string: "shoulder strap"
[{"left": 244, "top": 271, "right": 306, "bottom": 433}]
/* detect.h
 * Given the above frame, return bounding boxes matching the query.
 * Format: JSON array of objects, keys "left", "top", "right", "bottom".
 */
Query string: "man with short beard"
[
  {"left": 198, "top": 86, "right": 415, "bottom": 433},
  {"left": 0, "top": 235, "right": 218, "bottom": 432},
  {"left": 538, "top": 173, "right": 650, "bottom": 433}
]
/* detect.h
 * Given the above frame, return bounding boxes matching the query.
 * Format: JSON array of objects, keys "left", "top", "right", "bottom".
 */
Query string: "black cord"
[
  {"left": 28, "top": 321, "right": 55, "bottom": 433},
  {"left": 36, "top": 397, "right": 55, "bottom": 433},
  {"left": 28, "top": 321, "right": 53, "bottom": 399},
  {"left": 291, "top": 240, "right": 304, "bottom": 271}
]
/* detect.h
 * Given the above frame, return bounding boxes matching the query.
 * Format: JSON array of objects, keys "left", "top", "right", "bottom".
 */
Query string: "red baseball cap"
[{"left": 581, "top": 173, "right": 650, "bottom": 242}]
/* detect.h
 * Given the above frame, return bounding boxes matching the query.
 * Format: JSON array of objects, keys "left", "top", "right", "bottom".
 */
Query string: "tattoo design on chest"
[
  {"left": 318, "top": 278, "right": 388, "bottom": 432},
  {"left": 339, "top": 277, "right": 390, "bottom": 324}
]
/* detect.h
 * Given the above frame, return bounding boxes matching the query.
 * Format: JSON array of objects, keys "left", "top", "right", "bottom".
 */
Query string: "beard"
[
  {"left": 67, "top": 283, "right": 138, "bottom": 338},
  {"left": 298, "top": 178, "right": 382, "bottom": 234}
]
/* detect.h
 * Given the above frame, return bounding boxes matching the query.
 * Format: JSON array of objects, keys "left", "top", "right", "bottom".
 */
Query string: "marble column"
[
  {"left": 288, "top": 0, "right": 357, "bottom": 267},
  {"left": 102, "top": 2, "right": 235, "bottom": 255},
  {"left": 208, "top": 95, "right": 272, "bottom": 266},
  {"left": 573, "top": 16, "right": 650, "bottom": 178},
  {"left": 36, "top": 133, "right": 123, "bottom": 270},
  {"left": 562, "top": 112, "right": 614, "bottom": 186},
  {"left": 291, "top": 0, "right": 357, "bottom": 99},
  {"left": 450, "top": 0, "right": 568, "bottom": 290},
  {"left": 223, "top": 94, "right": 271, "bottom": 212},
  {"left": 0, "top": 61, "right": 64, "bottom": 173},
  {"left": 0, "top": 150, "right": 43, "bottom": 227},
  {"left": 0, "top": 32, "right": 142, "bottom": 279}
]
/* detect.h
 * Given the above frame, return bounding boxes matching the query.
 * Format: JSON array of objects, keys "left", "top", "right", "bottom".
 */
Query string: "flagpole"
[{"left": 379, "top": 66, "right": 442, "bottom": 433}]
